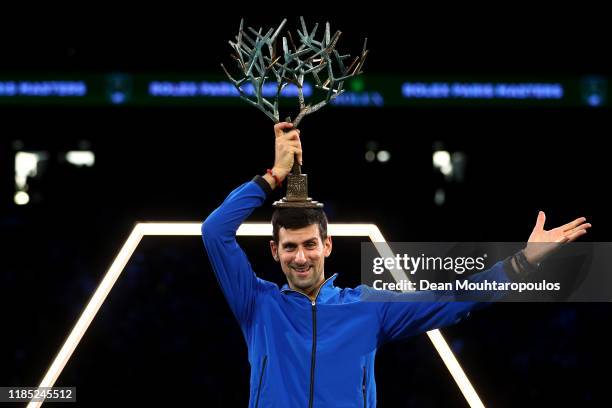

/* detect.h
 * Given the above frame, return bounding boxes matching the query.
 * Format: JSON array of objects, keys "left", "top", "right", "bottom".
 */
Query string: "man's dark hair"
[{"left": 271, "top": 208, "right": 328, "bottom": 243}]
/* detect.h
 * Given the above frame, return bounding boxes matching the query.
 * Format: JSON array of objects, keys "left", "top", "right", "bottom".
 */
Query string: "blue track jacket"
[{"left": 202, "top": 177, "right": 519, "bottom": 407}]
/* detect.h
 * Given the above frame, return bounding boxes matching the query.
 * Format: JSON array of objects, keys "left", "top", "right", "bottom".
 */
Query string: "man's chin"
[
  {"left": 292, "top": 274, "right": 312, "bottom": 286},
  {"left": 291, "top": 273, "right": 315, "bottom": 289}
]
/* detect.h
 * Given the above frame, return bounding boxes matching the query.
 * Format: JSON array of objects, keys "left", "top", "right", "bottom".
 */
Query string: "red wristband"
[{"left": 266, "top": 168, "right": 282, "bottom": 188}]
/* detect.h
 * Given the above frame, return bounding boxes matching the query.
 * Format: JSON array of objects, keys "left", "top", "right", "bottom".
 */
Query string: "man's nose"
[{"left": 295, "top": 248, "right": 307, "bottom": 263}]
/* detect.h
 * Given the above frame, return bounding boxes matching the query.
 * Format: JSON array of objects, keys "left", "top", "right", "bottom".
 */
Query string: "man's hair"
[{"left": 271, "top": 208, "right": 328, "bottom": 243}]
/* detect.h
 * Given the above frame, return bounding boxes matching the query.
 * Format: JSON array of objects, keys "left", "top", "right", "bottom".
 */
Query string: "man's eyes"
[{"left": 283, "top": 242, "right": 317, "bottom": 250}]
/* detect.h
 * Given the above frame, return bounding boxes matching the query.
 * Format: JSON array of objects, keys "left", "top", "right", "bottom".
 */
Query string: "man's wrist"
[
  {"left": 272, "top": 166, "right": 289, "bottom": 181},
  {"left": 523, "top": 246, "right": 542, "bottom": 266},
  {"left": 263, "top": 173, "right": 277, "bottom": 190},
  {"left": 261, "top": 166, "right": 291, "bottom": 191},
  {"left": 252, "top": 175, "right": 274, "bottom": 196}
]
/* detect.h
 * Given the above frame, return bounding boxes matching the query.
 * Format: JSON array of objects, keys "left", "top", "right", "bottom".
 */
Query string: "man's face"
[{"left": 270, "top": 224, "right": 332, "bottom": 294}]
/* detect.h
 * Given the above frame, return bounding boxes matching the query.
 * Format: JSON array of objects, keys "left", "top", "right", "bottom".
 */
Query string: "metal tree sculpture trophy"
[{"left": 222, "top": 17, "right": 368, "bottom": 207}]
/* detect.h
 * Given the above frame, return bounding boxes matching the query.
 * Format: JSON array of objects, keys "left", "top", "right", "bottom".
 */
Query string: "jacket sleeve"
[
  {"left": 201, "top": 177, "right": 273, "bottom": 327},
  {"left": 376, "top": 259, "right": 519, "bottom": 344}
]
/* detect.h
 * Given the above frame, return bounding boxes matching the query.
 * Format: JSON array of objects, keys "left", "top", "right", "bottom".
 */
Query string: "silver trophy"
[{"left": 222, "top": 17, "right": 368, "bottom": 207}]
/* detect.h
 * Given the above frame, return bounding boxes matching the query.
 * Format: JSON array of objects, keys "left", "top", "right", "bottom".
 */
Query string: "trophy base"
[
  {"left": 272, "top": 197, "right": 324, "bottom": 208},
  {"left": 272, "top": 171, "right": 324, "bottom": 208}
]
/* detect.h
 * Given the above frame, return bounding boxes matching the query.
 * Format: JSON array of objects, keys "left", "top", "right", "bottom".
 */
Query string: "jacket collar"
[{"left": 281, "top": 273, "right": 339, "bottom": 303}]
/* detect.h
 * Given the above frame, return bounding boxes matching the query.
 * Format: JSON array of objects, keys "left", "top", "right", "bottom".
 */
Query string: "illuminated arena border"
[{"left": 30, "top": 222, "right": 484, "bottom": 407}]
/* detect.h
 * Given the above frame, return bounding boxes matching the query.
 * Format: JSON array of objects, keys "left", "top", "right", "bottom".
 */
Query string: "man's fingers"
[
  {"left": 281, "top": 136, "right": 302, "bottom": 151},
  {"left": 559, "top": 223, "right": 590, "bottom": 244},
  {"left": 564, "top": 228, "right": 588, "bottom": 243},
  {"left": 561, "top": 217, "right": 587, "bottom": 232},
  {"left": 283, "top": 129, "right": 301, "bottom": 141},
  {"left": 275, "top": 122, "right": 293, "bottom": 130},
  {"left": 534, "top": 211, "right": 546, "bottom": 231},
  {"left": 274, "top": 122, "right": 294, "bottom": 137},
  {"left": 567, "top": 223, "right": 591, "bottom": 236}
]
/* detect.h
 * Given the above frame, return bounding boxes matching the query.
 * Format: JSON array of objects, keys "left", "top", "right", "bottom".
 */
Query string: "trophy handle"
[
  {"left": 291, "top": 156, "right": 301, "bottom": 175},
  {"left": 284, "top": 116, "right": 301, "bottom": 175},
  {"left": 272, "top": 117, "right": 322, "bottom": 208}
]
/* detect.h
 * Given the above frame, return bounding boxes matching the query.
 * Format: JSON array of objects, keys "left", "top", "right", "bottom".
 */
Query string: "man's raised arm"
[{"left": 201, "top": 122, "right": 302, "bottom": 326}]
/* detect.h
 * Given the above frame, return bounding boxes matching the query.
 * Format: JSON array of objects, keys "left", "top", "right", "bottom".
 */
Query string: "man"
[{"left": 202, "top": 122, "right": 590, "bottom": 407}]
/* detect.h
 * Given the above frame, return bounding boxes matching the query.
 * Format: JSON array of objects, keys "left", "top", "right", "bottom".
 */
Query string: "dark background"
[{"left": 1, "top": 8, "right": 611, "bottom": 407}]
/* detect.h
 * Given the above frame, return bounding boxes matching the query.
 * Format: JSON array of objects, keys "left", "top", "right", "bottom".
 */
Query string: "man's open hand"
[{"left": 524, "top": 211, "right": 592, "bottom": 265}]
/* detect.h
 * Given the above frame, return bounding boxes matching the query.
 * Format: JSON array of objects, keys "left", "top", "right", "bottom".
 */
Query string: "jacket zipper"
[
  {"left": 255, "top": 355, "right": 267, "bottom": 408},
  {"left": 282, "top": 275, "right": 335, "bottom": 408},
  {"left": 362, "top": 366, "right": 367, "bottom": 408},
  {"left": 309, "top": 299, "right": 317, "bottom": 408}
]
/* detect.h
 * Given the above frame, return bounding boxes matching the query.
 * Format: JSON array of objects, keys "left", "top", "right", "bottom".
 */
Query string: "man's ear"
[
  {"left": 324, "top": 235, "right": 332, "bottom": 258},
  {"left": 270, "top": 240, "right": 279, "bottom": 262}
]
